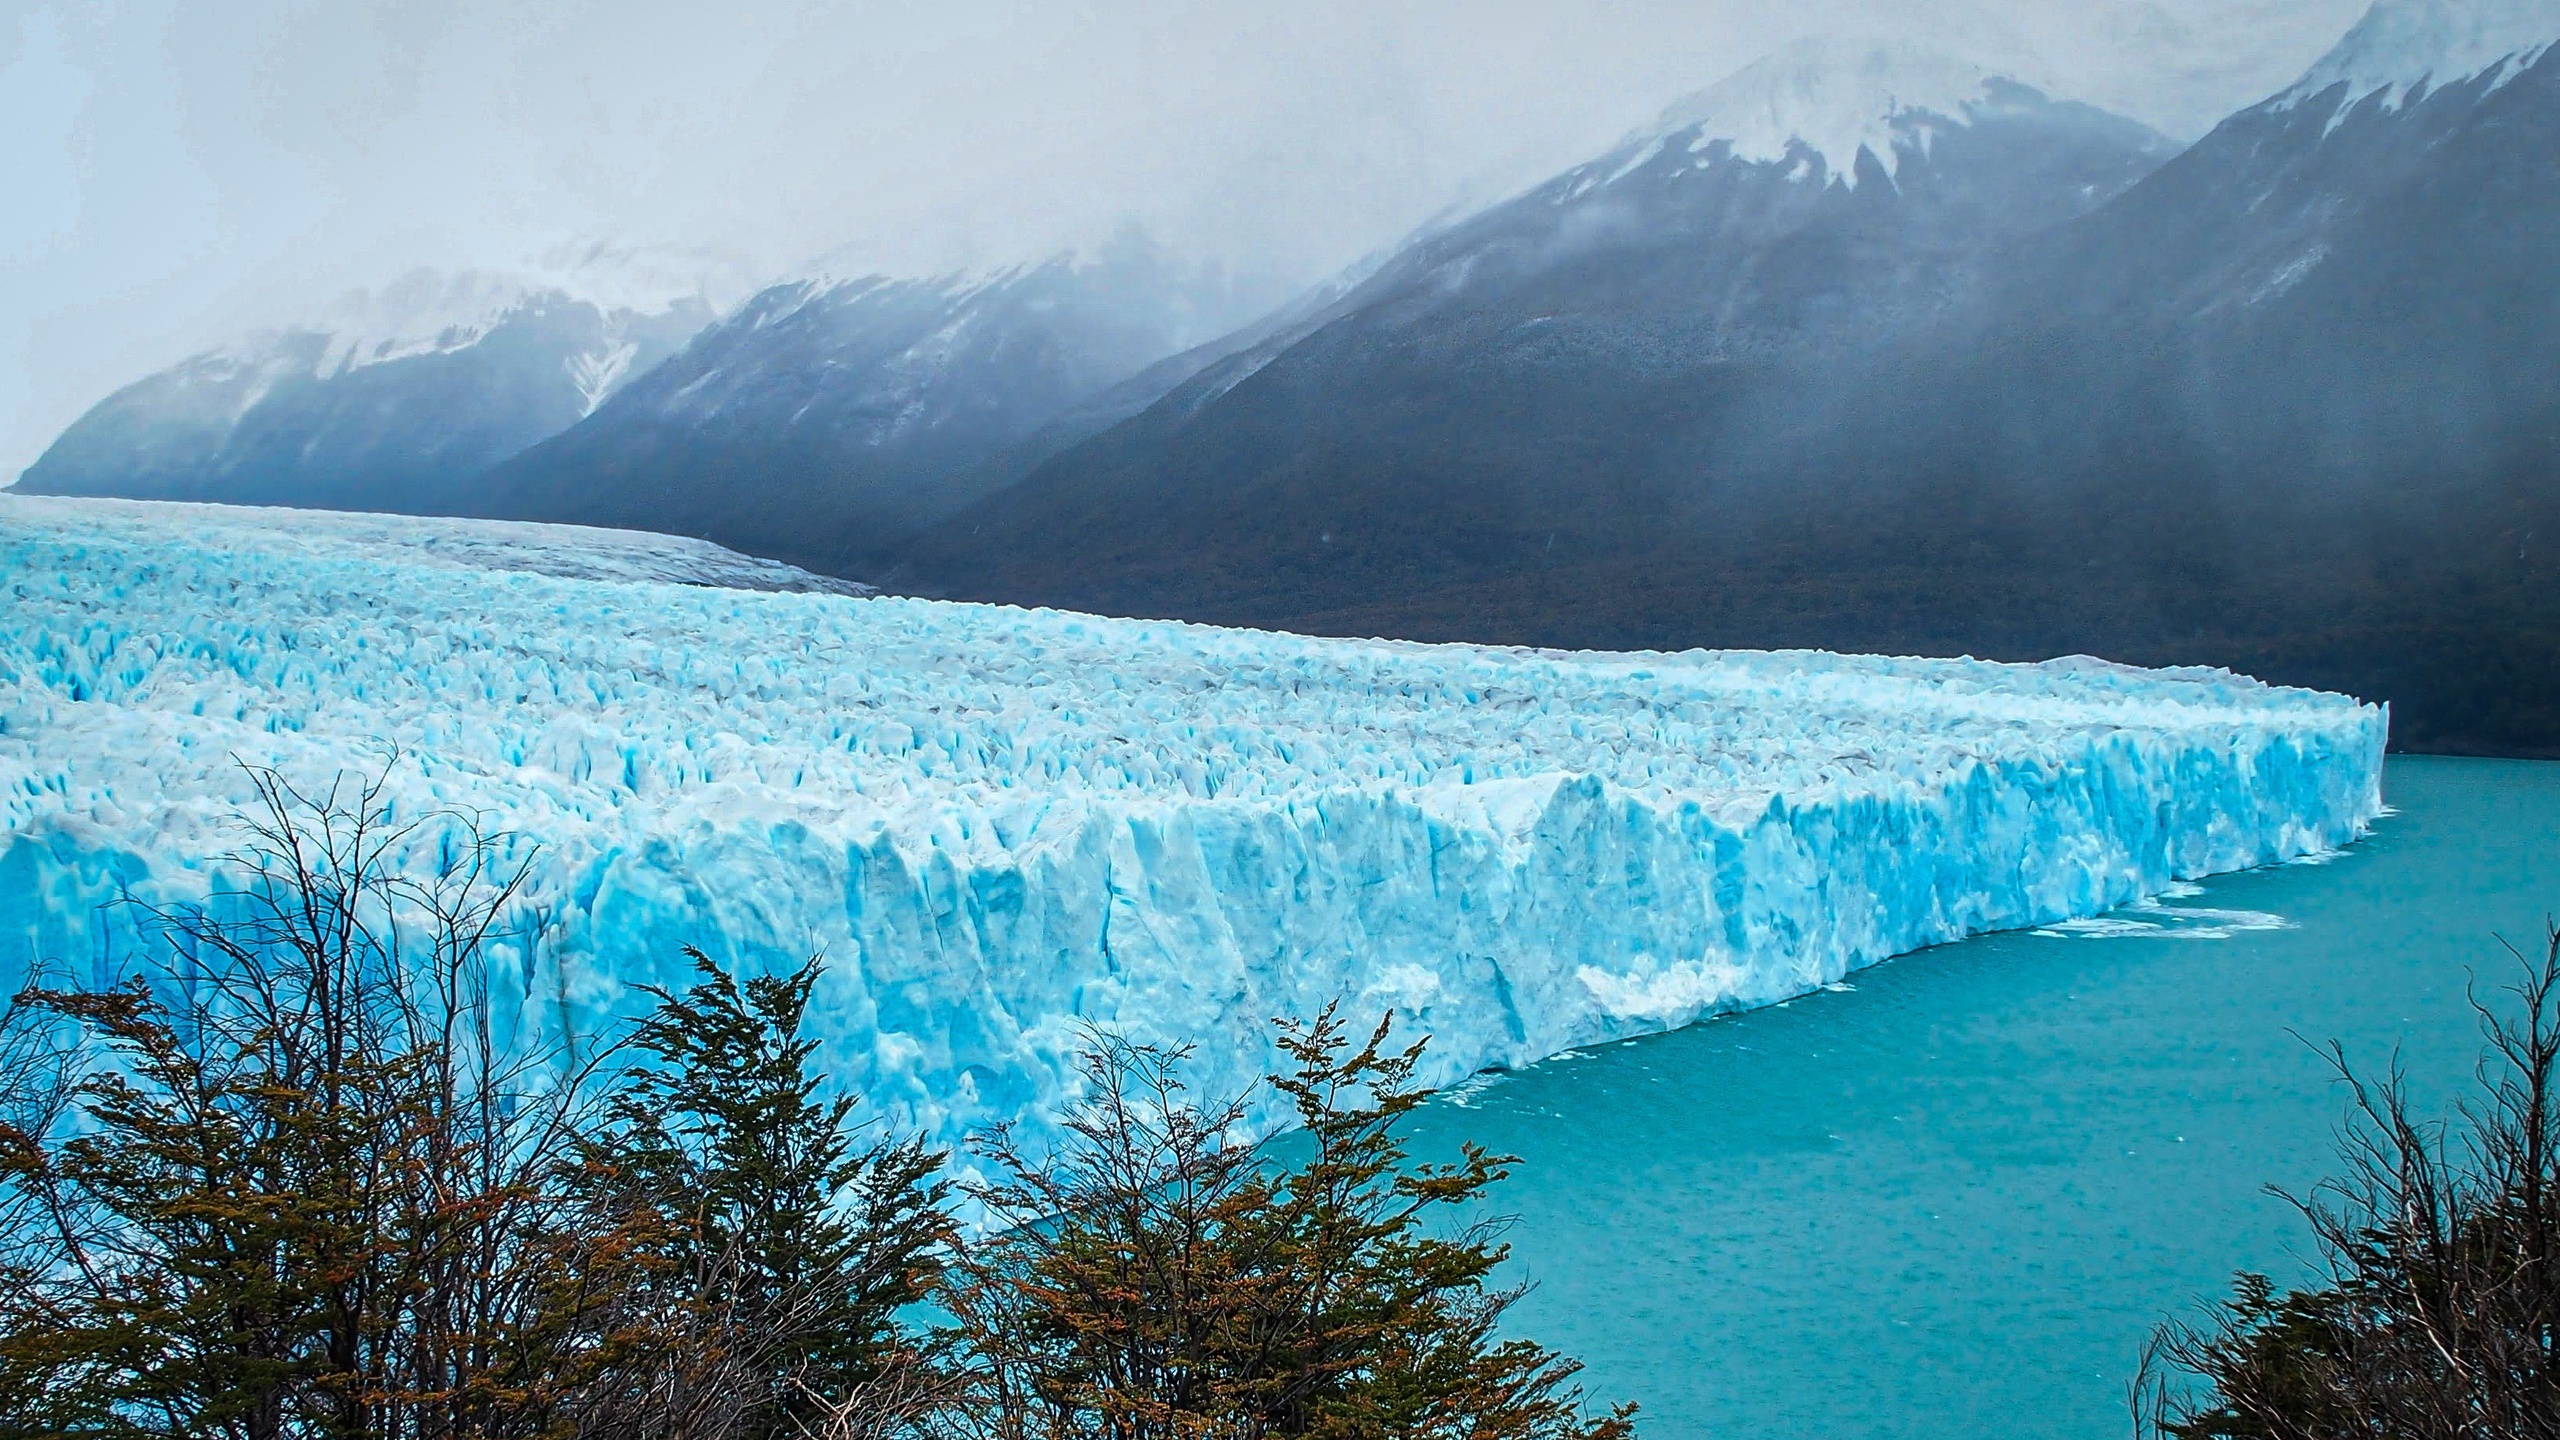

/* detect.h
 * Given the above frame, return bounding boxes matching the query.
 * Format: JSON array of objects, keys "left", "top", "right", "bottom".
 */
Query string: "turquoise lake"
[{"left": 1418, "top": 756, "right": 2559, "bottom": 1437}]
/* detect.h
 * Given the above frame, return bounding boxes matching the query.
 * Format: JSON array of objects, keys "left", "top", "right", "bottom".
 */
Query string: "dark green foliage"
[
  {"left": 2140, "top": 928, "right": 2560, "bottom": 1438},
  {"left": 0, "top": 773, "right": 1631, "bottom": 1440},
  {"left": 2145, "top": 1276, "right": 2364, "bottom": 1440},
  {"left": 0, "top": 768, "right": 646, "bottom": 1440},
  {"left": 942, "top": 1006, "right": 1635, "bottom": 1439},
  {"left": 597, "top": 951, "right": 954, "bottom": 1438}
]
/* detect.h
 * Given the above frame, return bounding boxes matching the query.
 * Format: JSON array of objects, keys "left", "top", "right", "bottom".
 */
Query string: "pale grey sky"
[{"left": 0, "top": 0, "right": 2370, "bottom": 481}]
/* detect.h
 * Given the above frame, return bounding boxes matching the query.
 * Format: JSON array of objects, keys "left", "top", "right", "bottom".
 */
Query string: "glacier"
[
  {"left": 0, "top": 496, "right": 873, "bottom": 595},
  {"left": 0, "top": 495, "right": 2386, "bottom": 1162}
]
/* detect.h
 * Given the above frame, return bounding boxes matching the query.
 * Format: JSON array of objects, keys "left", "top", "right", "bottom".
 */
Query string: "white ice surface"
[
  {"left": 2280, "top": 0, "right": 2560, "bottom": 112},
  {"left": 0, "top": 497, "right": 2386, "bottom": 1164},
  {"left": 0, "top": 496, "right": 868, "bottom": 595}
]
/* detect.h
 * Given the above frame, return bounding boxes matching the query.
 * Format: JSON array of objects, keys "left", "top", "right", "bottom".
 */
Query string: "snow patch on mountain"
[
  {"left": 2280, "top": 0, "right": 2560, "bottom": 113},
  {"left": 569, "top": 326, "right": 646, "bottom": 416},
  {"left": 1643, "top": 36, "right": 2056, "bottom": 186},
  {"left": 770, "top": 235, "right": 1298, "bottom": 363}
]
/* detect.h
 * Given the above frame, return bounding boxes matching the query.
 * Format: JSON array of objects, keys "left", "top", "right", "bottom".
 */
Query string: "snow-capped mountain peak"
[
  {"left": 2279, "top": 0, "right": 2560, "bottom": 113},
  {"left": 221, "top": 244, "right": 751, "bottom": 382},
  {"left": 766, "top": 233, "right": 1284, "bottom": 358},
  {"left": 521, "top": 239, "right": 759, "bottom": 317},
  {"left": 19, "top": 245, "right": 739, "bottom": 507},
  {"left": 299, "top": 269, "right": 558, "bottom": 376},
  {"left": 788, "top": 244, "right": 1029, "bottom": 301},
  {"left": 1643, "top": 36, "right": 2055, "bottom": 186}
]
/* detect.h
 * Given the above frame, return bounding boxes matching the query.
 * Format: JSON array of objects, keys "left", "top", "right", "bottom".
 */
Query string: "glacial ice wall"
[{"left": 0, "top": 495, "right": 2387, "bottom": 1158}]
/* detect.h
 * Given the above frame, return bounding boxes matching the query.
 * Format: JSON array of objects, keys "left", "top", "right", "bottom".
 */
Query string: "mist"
[{"left": 0, "top": 0, "right": 2369, "bottom": 481}]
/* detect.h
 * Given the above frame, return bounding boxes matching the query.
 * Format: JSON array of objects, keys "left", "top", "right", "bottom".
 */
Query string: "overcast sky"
[{"left": 1, "top": 0, "right": 2371, "bottom": 481}]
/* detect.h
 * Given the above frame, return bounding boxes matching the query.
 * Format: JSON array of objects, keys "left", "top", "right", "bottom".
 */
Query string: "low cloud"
[{"left": 0, "top": 0, "right": 2370, "bottom": 481}]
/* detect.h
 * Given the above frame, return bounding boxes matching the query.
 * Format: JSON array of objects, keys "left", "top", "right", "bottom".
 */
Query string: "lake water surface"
[{"left": 1416, "top": 756, "right": 2558, "bottom": 1438}]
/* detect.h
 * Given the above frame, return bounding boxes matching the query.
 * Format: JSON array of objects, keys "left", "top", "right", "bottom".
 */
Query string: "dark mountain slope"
[
  {"left": 905, "top": 13, "right": 2560, "bottom": 754},
  {"left": 900, "top": 46, "right": 2177, "bottom": 632},
  {"left": 16, "top": 271, "right": 713, "bottom": 514},
  {"left": 1726, "top": 35, "right": 2560, "bottom": 753},
  {"left": 462, "top": 241, "right": 1281, "bottom": 574}
]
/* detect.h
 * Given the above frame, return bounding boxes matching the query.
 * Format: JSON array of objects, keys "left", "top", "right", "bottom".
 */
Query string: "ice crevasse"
[{"left": 0, "top": 495, "right": 2387, "bottom": 1156}]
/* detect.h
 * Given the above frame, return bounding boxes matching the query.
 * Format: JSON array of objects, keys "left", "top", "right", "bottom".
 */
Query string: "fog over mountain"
[
  {"left": 16, "top": 0, "right": 2557, "bottom": 755},
  {"left": 901, "top": 0, "right": 2560, "bottom": 754},
  {"left": 18, "top": 248, "right": 741, "bottom": 511},
  {"left": 895, "top": 40, "right": 2185, "bottom": 603},
  {"left": 454, "top": 235, "right": 1294, "bottom": 568},
  {"left": 4, "top": 0, "right": 2371, "bottom": 484}
]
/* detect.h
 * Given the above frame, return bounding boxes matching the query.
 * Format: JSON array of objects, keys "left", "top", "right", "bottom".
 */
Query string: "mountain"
[
  {"left": 15, "top": 249, "right": 735, "bottom": 513},
  {"left": 2285, "top": 0, "right": 2556, "bottom": 110},
  {"left": 895, "top": 39, "right": 2178, "bottom": 628},
  {"left": 459, "top": 235, "right": 1289, "bottom": 573},
  {"left": 1740, "top": 0, "right": 2560, "bottom": 753},
  {"left": 904, "top": 5, "right": 2560, "bottom": 755}
]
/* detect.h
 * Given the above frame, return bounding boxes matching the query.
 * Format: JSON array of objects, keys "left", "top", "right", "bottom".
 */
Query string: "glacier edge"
[{"left": 0, "top": 496, "right": 2387, "bottom": 1167}]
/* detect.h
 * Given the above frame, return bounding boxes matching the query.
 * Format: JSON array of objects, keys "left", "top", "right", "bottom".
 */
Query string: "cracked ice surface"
[
  {"left": 1, "top": 494, "right": 870, "bottom": 596},
  {"left": 0, "top": 495, "right": 2385, "bottom": 1157}
]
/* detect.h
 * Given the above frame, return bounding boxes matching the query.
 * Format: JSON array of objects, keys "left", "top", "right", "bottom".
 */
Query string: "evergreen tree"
[
  {"left": 941, "top": 1005, "right": 1635, "bottom": 1440},
  {"left": 599, "top": 950, "right": 953, "bottom": 1439},
  {"left": 0, "top": 771, "right": 1641, "bottom": 1440}
]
